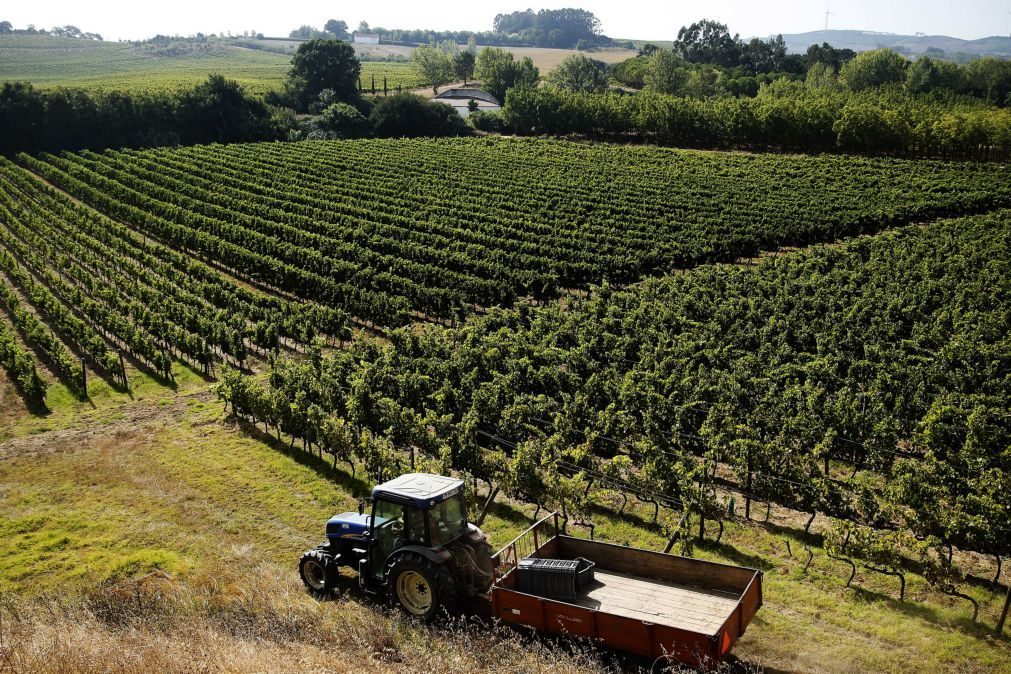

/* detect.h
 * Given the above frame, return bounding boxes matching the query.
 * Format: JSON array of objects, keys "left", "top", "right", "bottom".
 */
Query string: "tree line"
[
  {"left": 0, "top": 76, "right": 279, "bottom": 156},
  {"left": 498, "top": 86, "right": 1011, "bottom": 160},
  {"left": 0, "top": 20, "right": 102, "bottom": 40},
  {"left": 291, "top": 8, "right": 611, "bottom": 50}
]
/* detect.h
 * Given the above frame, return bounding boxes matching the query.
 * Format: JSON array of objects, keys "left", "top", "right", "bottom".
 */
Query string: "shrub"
[
  {"left": 468, "top": 110, "right": 504, "bottom": 132},
  {"left": 368, "top": 94, "right": 471, "bottom": 138},
  {"left": 317, "top": 102, "right": 372, "bottom": 138}
]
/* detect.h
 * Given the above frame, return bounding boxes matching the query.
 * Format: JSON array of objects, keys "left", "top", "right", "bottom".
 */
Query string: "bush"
[
  {"left": 317, "top": 102, "right": 372, "bottom": 138},
  {"left": 468, "top": 110, "right": 504, "bottom": 132},
  {"left": 833, "top": 103, "right": 912, "bottom": 153},
  {"left": 368, "top": 94, "right": 471, "bottom": 138}
]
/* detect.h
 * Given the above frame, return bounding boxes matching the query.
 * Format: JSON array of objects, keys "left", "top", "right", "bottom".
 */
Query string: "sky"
[{"left": 4, "top": 0, "right": 1011, "bottom": 42}]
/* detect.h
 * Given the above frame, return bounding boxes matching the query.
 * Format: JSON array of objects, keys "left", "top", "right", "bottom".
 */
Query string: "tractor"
[{"left": 298, "top": 473, "right": 495, "bottom": 620}]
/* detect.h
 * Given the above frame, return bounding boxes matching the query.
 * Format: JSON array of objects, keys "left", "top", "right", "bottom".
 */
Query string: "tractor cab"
[{"left": 366, "top": 473, "right": 467, "bottom": 577}]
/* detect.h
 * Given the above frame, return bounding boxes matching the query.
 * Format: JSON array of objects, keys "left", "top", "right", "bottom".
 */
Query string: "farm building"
[
  {"left": 432, "top": 88, "right": 501, "bottom": 118},
  {"left": 353, "top": 33, "right": 380, "bottom": 45}
]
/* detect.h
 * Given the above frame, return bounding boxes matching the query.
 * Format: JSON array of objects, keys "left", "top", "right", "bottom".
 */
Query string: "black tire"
[
  {"left": 471, "top": 539, "right": 495, "bottom": 594},
  {"left": 385, "top": 551, "right": 456, "bottom": 622},
  {"left": 299, "top": 547, "right": 338, "bottom": 598}
]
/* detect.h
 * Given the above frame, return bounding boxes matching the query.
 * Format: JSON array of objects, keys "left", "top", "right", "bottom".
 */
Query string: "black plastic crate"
[
  {"left": 516, "top": 557, "right": 596, "bottom": 599},
  {"left": 574, "top": 556, "right": 595, "bottom": 587}
]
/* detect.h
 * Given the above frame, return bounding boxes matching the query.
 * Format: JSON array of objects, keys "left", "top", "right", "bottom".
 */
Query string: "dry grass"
[{"left": 0, "top": 565, "right": 612, "bottom": 674}]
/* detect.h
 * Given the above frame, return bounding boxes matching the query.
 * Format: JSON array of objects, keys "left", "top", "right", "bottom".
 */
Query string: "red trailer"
[{"left": 489, "top": 514, "right": 763, "bottom": 670}]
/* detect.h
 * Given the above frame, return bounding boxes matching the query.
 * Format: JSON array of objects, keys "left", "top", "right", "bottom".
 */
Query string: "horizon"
[{"left": 4, "top": 1, "right": 1011, "bottom": 43}]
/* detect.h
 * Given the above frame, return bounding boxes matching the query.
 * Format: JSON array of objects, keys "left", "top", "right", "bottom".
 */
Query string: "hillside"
[
  {"left": 0, "top": 138, "right": 1009, "bottom": 672},
  {"left": 1, "top": 220, "right": 1009, "bottom": 672},
  {"left": 0, "top": 219, "right": 1006, "bottom": 670},
  {"left": 777, "top": 29, "right": 1011, "bottom": 59},
  {"left": 0, "top": 33, "right": 635, "bottom": 95},
  {"left": 0, "top": 34, "right": 421, "bottom": 94}
]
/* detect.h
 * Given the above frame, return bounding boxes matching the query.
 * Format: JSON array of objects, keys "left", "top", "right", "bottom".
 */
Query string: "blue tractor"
[{"left": 299, "top": 473, "right": 495, "bottom": 620}]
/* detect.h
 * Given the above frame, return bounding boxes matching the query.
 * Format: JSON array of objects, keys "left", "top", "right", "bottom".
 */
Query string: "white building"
[
  {"left": 432, "top": 88, "right": 502, "bottom": 118},
  {"left": 353, "top": 33, "right": 380, "bottom": 45}
]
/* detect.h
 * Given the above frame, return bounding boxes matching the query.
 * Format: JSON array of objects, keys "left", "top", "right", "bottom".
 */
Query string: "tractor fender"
[{"left": 387, "top": 544, "right": 452, "bottom": 570}]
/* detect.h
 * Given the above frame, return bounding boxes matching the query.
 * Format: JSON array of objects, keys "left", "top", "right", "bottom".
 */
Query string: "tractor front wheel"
[
  {"left": 386, "top": 551, "right": 455, "bottom": 621},
  {"left": 299, "top": 548, "right": 337, "bottom": 598}
]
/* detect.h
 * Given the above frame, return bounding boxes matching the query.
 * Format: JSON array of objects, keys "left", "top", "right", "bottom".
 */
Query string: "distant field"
[
  {"left": 0, "top": 34, "right": 423, "bottom": 94},
  {"left": 0, "top": 34, "right": 632, "bottom": 94},
  {"left": 504, "top": 45, "right": 635, "bottom": 71},
  {"left": 248, "top": 37, "right": 636, "bottom": 74}
]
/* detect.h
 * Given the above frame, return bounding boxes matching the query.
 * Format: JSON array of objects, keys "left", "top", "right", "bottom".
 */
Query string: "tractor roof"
[{"left": 373, "top": 473, "right": 464, "bottom": 508}]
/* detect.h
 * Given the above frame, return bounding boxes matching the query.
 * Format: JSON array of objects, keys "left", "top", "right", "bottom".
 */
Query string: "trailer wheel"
[
  {"left": 299, "top": 548, "right": 337, "bottom": 597},
  {"left": 386, "top": 551, "right": 455, "bottom": 621}
]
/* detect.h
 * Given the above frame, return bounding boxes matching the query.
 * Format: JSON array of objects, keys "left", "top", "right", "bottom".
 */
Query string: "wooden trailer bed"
[
  {"left": 489, "top": 514, "right": 763, "bottom": 669},
  {"left": 569, "top": 569, "right": 742, "bottom": 635}
]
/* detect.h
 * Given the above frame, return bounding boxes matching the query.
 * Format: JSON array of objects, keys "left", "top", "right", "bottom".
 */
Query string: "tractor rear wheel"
[
  {"left": 299, "top": 548, "right": 337, "bottom": 597},
  {"left": 386, "top": 551, "right": 455, "bottom": 622},
  {"left": 471, "top": 539, "right": 495, "bottom": 594}
]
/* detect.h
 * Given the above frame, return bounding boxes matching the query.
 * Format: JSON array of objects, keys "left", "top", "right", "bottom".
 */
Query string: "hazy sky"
[{"left": 5, "top": 1, "right": 1011, "bottom": 42}]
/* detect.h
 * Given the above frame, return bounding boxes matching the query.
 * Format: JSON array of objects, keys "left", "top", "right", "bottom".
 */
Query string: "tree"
[
  {"left": 493, "top": 10, "right": 535, "bottom": 35},
  {"left": 805, "top": 42, "right": 856, "bottom": 71},
  {"left": 475, "top": 47, "right": 539, "bottom": 102},
  {"left": 833, "top": 103, "right": 911, "bottom": 154},
  {"left": 531, "top": 9, "right": 603, "bottom": 49},
  {"left": 673, "top": 20, "right": 741, "bottom": 68},
  {"left": 964, "top": 57, "right": 1011, "bottom": 104},
  {"left": 289, "top": 25, "right": 322, "bottom": 40},
  {"left": 905, "top": 56, "right": 963, "bottom": 95},
  {"left": 368, "top": 93, "right": 471, "bottom": 138},
  {"left": 805, "top": 62, "right": 840, "bottom": 92},
  {"left": 323, "top": 19, "right": 349, "bottom": 40},
  {"left": 454, "top": 51, "right": 476, "bottom": 85},
  {"left": 644, "top": 49, "right": 688, "bottom": 95},
  {"left": 0, "top": 21, "right": 13, "bottom": 34},
  {"left": 0, "top": 82, "right": 44, "bottom": 155},
  {"left": 548, "top": 54, "right": 608, "bottom": 93},
  {"left": 413, "top": 44, "right": 454, "bottom": 94},
  {"left": 286, "top": 39, "right": 361, "bottom": 112},
  {"left": 839, "top": 49, "right": 908, "bottom": 91},
  {"left": 357, "top": 21, "right": 370, "bottom": 33},
  {"left": 739, "top": 35, "right": 791, "bottom": 74},
  {"left": 175, "top": 74, "right": 276, "bottom": 145}
]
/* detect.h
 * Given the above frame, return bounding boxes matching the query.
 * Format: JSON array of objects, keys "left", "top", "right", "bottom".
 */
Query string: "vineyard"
[
  {"left": 217, "top": 208, "right": 1011, "bottom": 624},
  {"left": 17, "top": 138, "right": 1011, "bottom": 330},
  {"left": 0, "top": 34, "right": 421, "bottom": 94},
  {"left": 0, "top": 156, "right": 349, "bottom": 399},
  {"left": 0, "top": 136, "right": 1009, "bottom": 669}
]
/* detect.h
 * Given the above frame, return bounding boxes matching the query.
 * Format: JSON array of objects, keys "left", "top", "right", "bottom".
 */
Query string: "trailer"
[
  {"left": 300, "top": 474, "right": 762, "bottom": 669},
  {"left": 490, "top": 513, "right": 763, "bottom": 670}
]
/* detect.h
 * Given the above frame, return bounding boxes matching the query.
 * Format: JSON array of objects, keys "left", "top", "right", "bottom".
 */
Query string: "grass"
[{"left": 0, "top": 367, "right": 1008, "bottom": 672}]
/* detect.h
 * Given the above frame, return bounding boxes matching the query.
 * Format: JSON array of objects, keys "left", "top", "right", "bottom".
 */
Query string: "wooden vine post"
[
  {"left": 119, "top": 350, "right": 128, "bottom": 390},
  {"left": 998, "top": 583, "right": 1010, "bottom": 636},
  {"left": 745, "top": 447, "right": 753, "bottom": 520}
]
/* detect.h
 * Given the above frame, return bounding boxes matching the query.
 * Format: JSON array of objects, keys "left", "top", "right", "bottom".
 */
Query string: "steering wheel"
[{"left": 390, "top": 520, "right": 404, "bottom": 536}]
